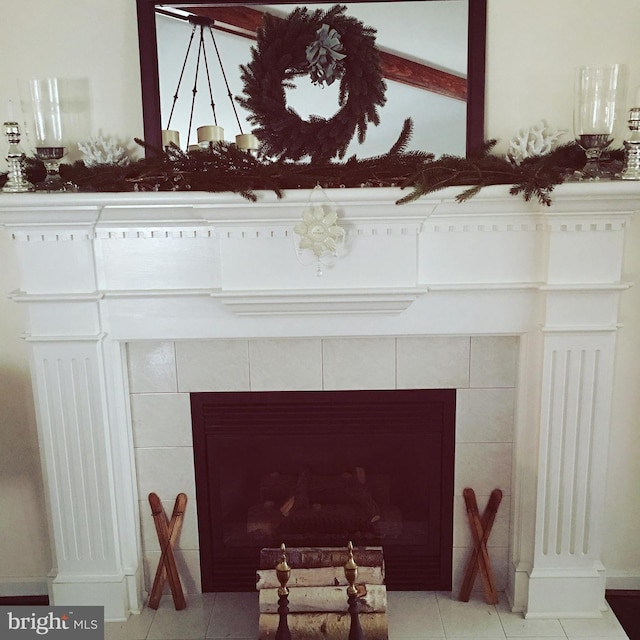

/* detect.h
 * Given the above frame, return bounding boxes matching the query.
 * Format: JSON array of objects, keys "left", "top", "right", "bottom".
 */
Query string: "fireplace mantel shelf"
[
  {"left": 1, "top": 181, "right": 637, "bottom": 318},
  {"left": 1, "top": 180, "right": 640, "bottom": 221},
  {"left": 1, "top": 180, "right": 638, "bottom": 620}
]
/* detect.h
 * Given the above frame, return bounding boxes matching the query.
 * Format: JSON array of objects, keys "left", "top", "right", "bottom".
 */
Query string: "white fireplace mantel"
[{"left": 1, "top": 182, "right": 637, "bottom": 621}]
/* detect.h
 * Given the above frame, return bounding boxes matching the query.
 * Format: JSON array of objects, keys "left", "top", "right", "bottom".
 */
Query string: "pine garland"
[
  {"left": 236, "top": 4, "right": 386, "bottom": 162},
  {"left": 0, "top": 123, "right": 620, "bottom": 206}
]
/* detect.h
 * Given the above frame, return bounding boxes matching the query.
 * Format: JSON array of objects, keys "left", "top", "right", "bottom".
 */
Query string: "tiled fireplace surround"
[
  {"left": 128, "top": 334, "right": 517, "bottom": 596},
  {"left": 0, "top": 182, "right": 636, "bottom": 623}
]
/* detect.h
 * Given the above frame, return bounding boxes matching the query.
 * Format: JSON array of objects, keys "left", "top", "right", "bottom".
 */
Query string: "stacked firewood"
[{"left": 257, "top": 546, "right": 389, "bottom": 640}]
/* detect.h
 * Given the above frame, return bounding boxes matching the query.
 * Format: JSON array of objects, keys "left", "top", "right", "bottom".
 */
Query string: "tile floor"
[{"left": 104, "top": 591, "right": 630, "bottom": 640}]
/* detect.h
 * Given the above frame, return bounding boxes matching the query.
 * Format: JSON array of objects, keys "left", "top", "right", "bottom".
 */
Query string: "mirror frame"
[{"left": 135, "top": 0, "right": 486, "bottom": 156}]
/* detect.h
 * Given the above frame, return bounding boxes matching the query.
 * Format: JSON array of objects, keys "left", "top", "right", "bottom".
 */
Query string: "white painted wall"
[{"left": 0, "top": 0, "right": 639, "bottom": 594}]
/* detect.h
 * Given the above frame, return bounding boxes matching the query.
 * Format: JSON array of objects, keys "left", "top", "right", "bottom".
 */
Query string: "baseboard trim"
[
  {"left": 606, "top": 589, "right": 640, "bottom": 597},
  {"left": 0, "top": 578, "right": 49, "bottom": 599},
  {"left": 605, "top": 573, "right": 640, "bottom": 591},
  {"left": 0, "top": 595, "right": 49, "bottom": 606}
]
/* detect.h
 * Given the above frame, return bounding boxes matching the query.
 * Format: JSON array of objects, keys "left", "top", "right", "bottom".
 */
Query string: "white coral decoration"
[
  {"left": 294, "top": 204, "right": 345, "bottom": 257},
  {"left": 507, "top": 120, "right": 566, "bottom": 165},
  {"left": 78, "top": 133, "right": 131, "bottom": 167}
]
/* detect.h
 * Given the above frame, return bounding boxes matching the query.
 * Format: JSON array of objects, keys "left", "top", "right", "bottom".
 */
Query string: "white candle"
[
  {"left": 7, "top": 99, "right": 15, "bottom": 122},
  {"left": 161, "top": 129, "right": 181, "bottom": 148},
  {"left": 236, "top": 133, "right": 259, "bottom": 151},
  {"left": 635, "top": 86, "right": 640, "bottom": 108},
  {"left": 197, "top": 125, "right": 224, "bottom": 147}
]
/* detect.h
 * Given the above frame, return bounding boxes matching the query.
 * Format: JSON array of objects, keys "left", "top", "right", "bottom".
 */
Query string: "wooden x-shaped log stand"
[
  {"left": 148, "top": 492, "right": 187, "bottom": 610},
  {"left": 458, "top": 487, "right": 502, "bottom": 604}
]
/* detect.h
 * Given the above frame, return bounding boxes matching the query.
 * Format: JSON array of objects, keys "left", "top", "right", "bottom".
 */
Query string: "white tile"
[
  {"left": 206, "top": 592, "right": 259, "bottom": 638},
  {"left": 456, "top": 388, "right": 515, "bottom": 443},
  {"left": 496, "top": 594, "right": 566, "bottom": 637},
  {"left": 127, "top": 342, "right": 177, "bottom": 393},
  {"left": 436, "top": 591, "right": 506, "bottom": 637},
  {"left": 387, "top": 591, "right": 445, "bottom": 638},
  {"left": 470, "top": 336, "right": 519, "bottom": 388},
  {"left": 455, "top": 443, "right": 512, "bottom": 496},
  {"left": 323, "top": 337, "right": 396, "bottom": 390},
  {"left": 104, "top": 606, "right": 155, "bottom": 640},
  {"left": 249, "top": 339, "right": 322, "bottom": 390},
  {"left": 559, "top": 606, "right": 628, "bottom": 638},
  {"left": 146, "top": 593, "right": 215, "bottom": 639},
  {"left": 131, "top": 393, "right": 193, "bottom": 448},
  {"left": 397, "top": 336, "right": 470, "bottom": 389},
  {"left": 134, "top": 446, "right": 196, "bottom": 501},
  {"left": 176, "top": 340, "right": 250, "bottom": 392},
  {"left": 453, "top": 494, "right": 511, "bottom": 549}
]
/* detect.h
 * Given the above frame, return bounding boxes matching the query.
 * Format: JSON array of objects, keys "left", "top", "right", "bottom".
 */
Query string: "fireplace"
[
  {"left": 0, "top": 183, "right": 635, "bottom": 620},
  {"left": 190, "top": 389, "right": 456, "bottom": 591}
]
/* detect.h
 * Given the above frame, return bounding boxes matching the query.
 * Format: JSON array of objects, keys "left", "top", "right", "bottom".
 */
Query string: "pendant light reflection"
[{"left": 161, "top": 14, "right": 257, "bottom": 153}]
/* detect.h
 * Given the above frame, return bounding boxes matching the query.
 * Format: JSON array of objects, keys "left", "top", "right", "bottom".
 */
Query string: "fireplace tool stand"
[
  {"left": 272, "top": 541, "right": 367, "bottom": 640},
  {"left": 344, "top": 541, "right": 365, "bottom": 640}
]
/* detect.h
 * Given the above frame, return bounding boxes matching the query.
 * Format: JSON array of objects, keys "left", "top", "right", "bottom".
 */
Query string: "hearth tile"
[
  {"left": 146, "top": 593, "right": 215, "bottom": 639},
  {"left": 206, "top": 592, "right": 259, "bottom": 638},
  {"left": 104, "top": 605, "right": 155, "bottom": 639},
  {"left": 436, "top": 591, "right": 506, "bottom": 637},
  {"left": 127, "top": 342, "right": 178, "bottom": 393},
  {"left": 322, "top": 337, "right": 396, "bottom": 390},
  {"left": 469, "top": 337, "right": 519, "bottom": 389},
  {"left": 249, "top": 339, "right": 322, "bottom": 390},
  {"left": 453, "top": 494, "right": 511, "bottom": 549},
  {"left": 397, "top": 337, "right": 470, "bottom": 389},
  {"left": 134, "top": 446, "right": 196, "bottom": 500},
  {"left": 131, "top": 393, "right": 192, "bottom": 447},
  {"left": 454, "top": 443, "right": 512, "bottom": 496},
  {"left": 387, "top": 591, "right": 445, "bottom": 638},
  {"left": 496, "top": 594, "right": 566, "bottom": 637},
  {"left": 559, "top": 606, "right": 628, "bottom": 638},
  {"left": 176, "top": 340, "right": 250, "bottom": 392},
  {"left": 456, "top": 388, "right": 515, "bottom": 443}
]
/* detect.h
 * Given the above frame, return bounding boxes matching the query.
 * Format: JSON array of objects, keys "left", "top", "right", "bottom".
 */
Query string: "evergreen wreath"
[{"left": 237, "top": 4, "right": 387, "bottom": 163}]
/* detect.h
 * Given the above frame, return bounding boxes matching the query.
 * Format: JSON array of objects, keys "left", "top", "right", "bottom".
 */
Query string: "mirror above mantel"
[{"left": 136, "top": 0, "right": 486, "bottom": 158}]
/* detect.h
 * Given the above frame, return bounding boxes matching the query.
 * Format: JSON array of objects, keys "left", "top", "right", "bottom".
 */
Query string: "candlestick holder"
[
  {"left": 344, "top": 541, "right": 364, "bottom": 640},
  {"left": 621, "top": 107, "right": 640, "bottom": 180},
  {"left": 275, "top": 543, "right": 291, "bottom": 640},
  {"left": 2, "top": 121, "right": 34, "bottom": 193}
]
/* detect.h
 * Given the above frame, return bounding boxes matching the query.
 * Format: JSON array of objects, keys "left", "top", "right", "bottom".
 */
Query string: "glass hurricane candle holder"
[
  {"left": 21, "top": 78, "right": 70, "bottom": 191},
  {"left": 573, "top": 64, "right": 622, "bottom": 179}
]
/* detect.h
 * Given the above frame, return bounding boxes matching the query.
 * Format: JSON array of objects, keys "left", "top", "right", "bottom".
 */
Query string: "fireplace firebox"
[{"left": 191, "top": 389, "right": 456, "bottom": 591}]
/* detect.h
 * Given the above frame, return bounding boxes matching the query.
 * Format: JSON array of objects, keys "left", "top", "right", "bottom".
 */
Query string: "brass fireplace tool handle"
[
  {"left": 344, "top": 541, "right": 364, "bottom": 640},
  {"left": 275, "top": 543, "right": 292, "bottom": 640}
]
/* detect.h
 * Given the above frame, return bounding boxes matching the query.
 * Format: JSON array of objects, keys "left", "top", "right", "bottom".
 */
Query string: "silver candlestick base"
[
  {"left": 621, "top": 108, "right": 640, "bottom": 181},
  {"left": 3, "top": 121, "right": 34, "bottom": 193}
]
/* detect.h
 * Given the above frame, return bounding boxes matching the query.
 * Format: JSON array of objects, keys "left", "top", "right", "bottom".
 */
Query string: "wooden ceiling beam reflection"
[{"left": 181, "top": 5, "right": 466, "bottom": 100}]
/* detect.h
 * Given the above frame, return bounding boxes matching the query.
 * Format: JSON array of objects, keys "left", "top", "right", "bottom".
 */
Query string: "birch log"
[
  {"left": 258, "top": 612, "right": 388, "bottom": 640},
  {"left": 259, "top": 584, "right": 387, "bottom": 613},
  {"left": 260, "top": 546, "right": 384, "bottom": 569},
  {"left": 256, "top": 565, "right": 385, "bottom": 589}
]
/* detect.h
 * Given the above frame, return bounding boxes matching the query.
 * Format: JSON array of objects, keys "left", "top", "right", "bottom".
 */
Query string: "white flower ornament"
[{"left": 294, "top": 204, "right": 345, "bottom": 257}]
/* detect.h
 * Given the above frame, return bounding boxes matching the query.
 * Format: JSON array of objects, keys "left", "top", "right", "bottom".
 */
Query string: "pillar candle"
[
  {"left": 197, "top": 125, "right": 224, "bottom": 146},
  {"left": 236, "top": 133, "right": 259, "bottom": 151},
  {"left": 161, "top": 129, "right": 180, "bottom": 148}
]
